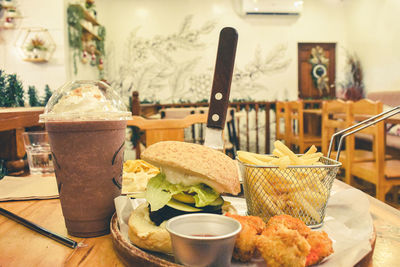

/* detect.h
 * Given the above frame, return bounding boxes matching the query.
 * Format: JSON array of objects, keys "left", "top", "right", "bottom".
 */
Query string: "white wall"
[
  {"left": 343, "top": 0, "right": 400, "bottom": 93},
  {"left": 1, "top": 0, "right": 398, "bottom": 104},
  {"left": 0, "top": 0, "right": 67, "bottom": 99},
  {"left": 96, "top": 0, "right": 349, "bottom": 103}
]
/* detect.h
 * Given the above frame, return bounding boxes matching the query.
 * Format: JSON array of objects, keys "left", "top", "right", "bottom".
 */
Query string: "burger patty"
[{"left": 149, "top": 204, "right": 222, "bottom": 226}]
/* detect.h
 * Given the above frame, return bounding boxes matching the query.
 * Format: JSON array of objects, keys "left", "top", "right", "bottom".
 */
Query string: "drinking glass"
[{"left": 22, "top": 131, "right": 54, "bottom": 175}]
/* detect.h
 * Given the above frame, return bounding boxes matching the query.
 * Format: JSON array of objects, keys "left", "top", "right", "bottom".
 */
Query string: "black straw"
[{"left": 0, "top": 207, "right": 78, "bottom": 249}]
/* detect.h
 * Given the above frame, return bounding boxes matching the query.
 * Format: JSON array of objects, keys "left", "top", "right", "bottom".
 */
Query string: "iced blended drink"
[{"left": 39, "top": 81, "right": 131, "bottom": 237}]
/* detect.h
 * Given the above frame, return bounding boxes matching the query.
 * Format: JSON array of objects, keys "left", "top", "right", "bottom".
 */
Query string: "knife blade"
[{"left": 204, "top": 27, "right": 238, "bottom": 151}]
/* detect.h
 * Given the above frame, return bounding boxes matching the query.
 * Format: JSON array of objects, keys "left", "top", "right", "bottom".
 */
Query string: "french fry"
[
  {"left": 272, "top": 148, "right": 286, "bottom": 158},
  {"left": 237, "top": 151, "right": 266, "bottom": 165},
  {"left": 274, "top": 140, "right": 302, "bottom": 165},
  {"left": 300, "top": 191, "right": 327, "bottom": 210},
  {"left": 291, "top": 192, "right": 322, "bottom": 223},
  {"left": 237, "top": 151, "right": 275, "bottom": 165},
  {"left": 237, "top": 140, "right": 332, "bottom": 225},
  {"left": 122, "top": 160, "right": 159, "bottom": 193},
  {"left": 276, "top": 156, "right": 291, "bottom": 169},
  {"left": 304, "top": 145, "right": 317, "bottom": 155},
  {"left": 249, "top": 179, "right": 283, "bottom": 217},
  {"left": 252, "top": 153, "right": 275, "bottom": 163}
]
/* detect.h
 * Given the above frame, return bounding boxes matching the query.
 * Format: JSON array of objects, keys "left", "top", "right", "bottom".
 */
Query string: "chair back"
[
  {"left": 321, "top": 99, "right": 352, "bottom": 156},
  {"left": 128, "top": 113, "right": 208, "bottom": 158},
  {"left": 287, "top": 101, "right": 304, "bottom": 149},
  {"left": 350, "top": 99, "right": 385, "bottom": 182},
  {"left": 158, "top": 106, "right": 239, "bottom": 154},
  {"left": 275, "top": 101, "right": 290, "bottom": 145}
]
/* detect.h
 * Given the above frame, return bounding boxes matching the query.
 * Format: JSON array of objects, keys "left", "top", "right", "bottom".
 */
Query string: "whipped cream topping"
[{"left": 51, "top": 85, "right": 118, "bottom": 114}]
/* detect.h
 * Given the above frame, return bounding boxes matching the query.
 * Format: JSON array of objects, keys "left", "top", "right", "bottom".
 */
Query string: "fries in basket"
[{"left": 237, "top": 141, "right": 340, "bottom": 226}]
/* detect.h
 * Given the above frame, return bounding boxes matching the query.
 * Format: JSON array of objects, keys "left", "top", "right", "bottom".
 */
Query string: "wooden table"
[
  {"left": 0, "top": 107, "right": 44, "bottom": 132},
  {"left": 0, "top": 108, "right": 45, "bottom": 174},
  {"left": 0, "top": 179, "right": 399, "bottom": 266}
]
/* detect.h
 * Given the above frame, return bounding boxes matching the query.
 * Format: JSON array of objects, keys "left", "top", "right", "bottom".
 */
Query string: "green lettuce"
[{"left": 145, "top": 172, "right": 219, "bottom": 211}]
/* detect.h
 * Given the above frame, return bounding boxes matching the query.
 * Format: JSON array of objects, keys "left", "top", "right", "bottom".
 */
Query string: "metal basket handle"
[{"left": 327, "top": 105, "right": 400, "bottom": 161}]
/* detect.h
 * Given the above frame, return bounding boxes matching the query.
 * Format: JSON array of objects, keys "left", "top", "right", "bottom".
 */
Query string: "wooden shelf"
[
  {"left": 70, "top": 4, "right": 100, "bottom": 26},
  {"left": 80, "top": 22, "right": 101, "bottom": 41},
  {"left": 83, "top": 8, "right": 99, "bottom": 26},
  {"left": 1, "top": 6, "right": 17, "bottom": 10},
  {"left": 23, "top": 58, "right": 48, "bottom": 63}
]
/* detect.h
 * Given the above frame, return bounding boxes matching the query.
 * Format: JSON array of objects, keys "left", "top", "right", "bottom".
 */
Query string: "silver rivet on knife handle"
[
  {"left": 215, "top": 93, "right": 223, "bottom": 100},
  {"left": 212, "top": 114, "right": 220, "bottom": 121}
]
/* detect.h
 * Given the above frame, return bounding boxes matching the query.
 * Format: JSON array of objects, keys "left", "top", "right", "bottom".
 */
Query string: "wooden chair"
[
  {"left": 287, "top": 100, "right": 322, "bottom": 153},
  {"left": 321, "top": 100, "right": 379, "bottom": 184},
  {"left": 349, "top": 99, "right": 400, "bottom": 202},
  {"left": 321, "top": 99, "right": 351, "bottom": 159},
  {"left": 275, "top": 101, "right": 290, "bottom": 146},
  {"left": 127, "top": 113, "right": 208, "bottom": 159},
  {"left": 225, "top": 108, "right": 240, "bottom": 158},
  {"left": 158, "top": 106, "right": 239, "bottom": 157}
]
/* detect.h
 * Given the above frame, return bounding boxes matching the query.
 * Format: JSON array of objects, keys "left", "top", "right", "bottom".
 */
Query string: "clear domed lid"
[{"left": 39, "top": 80, "right": 131, "bottom": 122}]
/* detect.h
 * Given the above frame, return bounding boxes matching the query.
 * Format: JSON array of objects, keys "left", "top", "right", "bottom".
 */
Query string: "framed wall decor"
[{"left": 298, "top": 42, "right": 336, "bottom": 99}]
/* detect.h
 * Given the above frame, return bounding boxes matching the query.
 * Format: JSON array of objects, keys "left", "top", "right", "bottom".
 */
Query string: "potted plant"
[{"left": 26, "top": 37, "right": 48, "bottom": 59}]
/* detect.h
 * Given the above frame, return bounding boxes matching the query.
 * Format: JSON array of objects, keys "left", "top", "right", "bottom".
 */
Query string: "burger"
[{"left": 128, "top": 141, "right": 240, "bottom": 253}]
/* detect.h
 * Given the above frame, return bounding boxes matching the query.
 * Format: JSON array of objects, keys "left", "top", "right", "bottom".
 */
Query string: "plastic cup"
[{"left": 39, "top": 80, "right": 131, "bottom": 237}]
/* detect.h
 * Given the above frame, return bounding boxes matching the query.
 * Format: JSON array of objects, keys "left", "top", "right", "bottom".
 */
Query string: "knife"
[{"left": 204, "top": 27, "right": 238, "bottom": 151}]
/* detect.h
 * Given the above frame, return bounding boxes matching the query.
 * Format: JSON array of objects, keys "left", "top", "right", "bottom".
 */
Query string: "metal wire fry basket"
[{"left": 238, "top": 156, "right": 341, "bottom": 228}]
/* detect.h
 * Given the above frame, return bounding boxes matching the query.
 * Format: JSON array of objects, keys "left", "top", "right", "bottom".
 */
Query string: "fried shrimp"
[
  {"left": 226, "top": 213, "right": 333, "bottom": 266},
  {"left": 258, "top": 214, "right": 333, "bottom": 267},
  {"left": 305, "top": 231, "right": 334, "bottom": 266},
  {"left": 267, "top": 214, "right": 311, "bottom": 237},
  {"left": 225, "top": 212, "right": 265, "bottom": 262},
  {"left": 257, "top": 224, "right": 310, "bottom": 267}
]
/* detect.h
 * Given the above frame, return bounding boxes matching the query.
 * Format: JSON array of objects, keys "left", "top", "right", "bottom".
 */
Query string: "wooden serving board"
[
  {"left": 110, "top": 214, "right": 376, "bottom": 267},
  {"left": 110, "top": 214, "right": 181, "bottom": 267},
  {"left": 355, "top": 227, "right": 376, "bottom": 267}
]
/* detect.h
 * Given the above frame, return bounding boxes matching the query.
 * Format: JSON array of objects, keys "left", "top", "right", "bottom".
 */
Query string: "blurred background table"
[
  {"left": 0, "top": 107, "right": 44, "bottom": 131},
  {"left": 0, "top": 108, "right": 44, "bottom": 175}
]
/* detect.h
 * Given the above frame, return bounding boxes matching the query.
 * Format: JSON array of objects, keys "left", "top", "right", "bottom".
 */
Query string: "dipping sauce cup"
[{"left": 166, "top": 213, "right": 241, "bottom": 267}]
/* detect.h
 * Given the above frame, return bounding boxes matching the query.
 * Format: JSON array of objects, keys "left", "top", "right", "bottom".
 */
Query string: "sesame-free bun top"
[{"left": 141, "top": 141, "right": 240, "bottom": 195}]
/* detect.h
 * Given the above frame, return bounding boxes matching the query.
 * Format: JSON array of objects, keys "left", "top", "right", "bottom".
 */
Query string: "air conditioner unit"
[{"left": 242, "top": 0, "right": 303, "bottom": 15}]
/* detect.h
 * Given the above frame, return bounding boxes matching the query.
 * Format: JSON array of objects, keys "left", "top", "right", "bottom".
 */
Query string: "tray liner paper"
[{"left": 114, "top": 183, "right": 373, "bottom": 267}]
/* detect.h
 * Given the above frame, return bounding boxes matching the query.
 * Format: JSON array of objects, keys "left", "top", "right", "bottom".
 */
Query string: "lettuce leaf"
[{"left": 145, "top": 172, "right": 219, "bottom": 211}]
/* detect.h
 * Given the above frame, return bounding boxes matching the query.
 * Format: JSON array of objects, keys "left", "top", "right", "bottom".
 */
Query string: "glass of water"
[{"left": 22, "top": 131, "right": 54, "bottom": 175}]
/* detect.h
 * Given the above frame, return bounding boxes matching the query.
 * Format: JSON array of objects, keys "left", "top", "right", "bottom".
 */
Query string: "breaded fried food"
[
  {"left": 267, "top": 214, "right": 311, "bottom": 237},
  {"left": 225, "top": 212, "right": 265, "bottom": 262},
  {"left": 257, "top": 224, "right": 310, "bottom": 267},
  {"left": 258, "top": 214, "right": 333, "bottom": 267},
  {"left": 305, "top": 231, "right": 334, "bottom": 266},
  {"left": 226, "top": 213, "right": 334, "bottom": 266}
]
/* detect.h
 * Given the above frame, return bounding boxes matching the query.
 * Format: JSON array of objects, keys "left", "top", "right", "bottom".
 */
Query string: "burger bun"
[{"left": 128, "top": 202, "right": 172, "bottom": 254}]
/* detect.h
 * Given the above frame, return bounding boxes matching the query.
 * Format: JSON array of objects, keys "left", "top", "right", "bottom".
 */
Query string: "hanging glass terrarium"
[{"left": 16, "top": 27, "right": 56, "bottom": 62}]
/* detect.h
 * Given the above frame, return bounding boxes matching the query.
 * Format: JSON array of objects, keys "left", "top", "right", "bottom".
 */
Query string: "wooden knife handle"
[{"left": 207, "top": 27, "right": 238, "bottom": 129}]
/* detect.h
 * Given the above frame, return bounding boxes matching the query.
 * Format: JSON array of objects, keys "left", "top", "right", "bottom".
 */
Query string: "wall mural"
[
  {"left": 110, "top": 15, "right": 292, "bottom": 153},
  {"left": 110, "top": 15, "right": 291, "bottom": 104}
]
